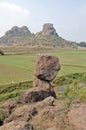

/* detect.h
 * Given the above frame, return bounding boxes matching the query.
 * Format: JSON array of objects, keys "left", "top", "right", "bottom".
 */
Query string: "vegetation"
[
  {"left": 0, "top": 50, "right": 86, "bottom": 84},
  {"left": 0, "top": 50, "right": 85, "bottom": 103},
  {"left": 78, "top": 42, "right": 86, "bottom": 47},
  {"left": 0, "top": 50, "right": 4, "bottom": 55},
  {"left": 0, "top": 81, "right": 32, "bottom": 102}
]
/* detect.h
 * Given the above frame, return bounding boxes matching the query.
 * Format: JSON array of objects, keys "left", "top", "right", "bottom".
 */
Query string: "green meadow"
[
  {"left": 0, "top": 49, "right": 86, "bottom": 103},
  {"left": 0, "top": 50, "right": 86, "bottom": 85}
]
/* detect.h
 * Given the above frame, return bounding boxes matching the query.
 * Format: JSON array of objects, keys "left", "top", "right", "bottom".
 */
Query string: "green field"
[{"left": 0, "top": 50, "right": 86, "bottom": 85}]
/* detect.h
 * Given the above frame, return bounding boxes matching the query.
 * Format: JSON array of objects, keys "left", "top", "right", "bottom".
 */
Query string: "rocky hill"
[{"left": 0, "top": 23, "right": 77, "bottom": 49}]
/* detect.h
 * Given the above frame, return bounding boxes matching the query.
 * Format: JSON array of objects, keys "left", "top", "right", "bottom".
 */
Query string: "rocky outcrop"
[
  {"left": 0, "top": 23, "right": 78, "bottom": 49},
  {"left": 4, "top": 26, "right": 31, "bottom": 37},
  {"left": 4, "top": 105, "right": 37, "bottom": 123},
  {"left": 0, "top": 54, "right": 62, "bottom": 130},
  {"left": 4, "top": 96, "right": 54, "bottom": 124},
  {"left": 42, "top": 23, "right": 58, "bottom": 36},
  {"left": 18, "top": 54, "right": 60, "bottom": 104},
  {"left": 18, "top": 87, "right": 56, "bottom": 104},
  {"left": 0, "top": 121, "right": 33, "bottom": 130},
  {"left": 68, "top": 101, "right": 86, "bottom": 130}
]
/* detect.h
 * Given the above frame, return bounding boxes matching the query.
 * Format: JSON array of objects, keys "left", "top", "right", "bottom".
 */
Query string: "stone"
[
  {"left": 18, "top": 87, "right": 56, "bottom": 104},
  {"left": 34, "top": 54, "right": 60, "bottom": 82},
  {"left": 4, "top": 105, "right": 37, "bottom": 123},
  {"left": 46, "top": 127, "right": 57, "bottom": 130},
  {"left": 1, "top": 100, "right": 17, "bottom": 110},
  {"left": 0, "top": 121, "right": 33, "bottom": 130},
  {"left": 36, "top": 96, "right": 55, "bottom": 110},
  {"left": 42, "top": 23, "right": 58, "bottom": 36},
  {"left": 33, "top": 77, "right": 51, "bottom": 88},
  {"left": 68, "top": 101, "right": 86, "bottom": 130}
]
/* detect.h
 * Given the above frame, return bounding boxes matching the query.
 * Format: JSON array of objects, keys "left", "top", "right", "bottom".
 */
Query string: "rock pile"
[
  {"left": 18, "top": 54, "right": 60, "bottom": 104},
  {"left": 0, "top": 54, "right": 61, "bottom": 130}
]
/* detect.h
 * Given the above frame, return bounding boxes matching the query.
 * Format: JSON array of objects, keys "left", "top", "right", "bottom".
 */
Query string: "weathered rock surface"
[
  {"left": 4, "top": 26, "right": 31, "bottom": 37},
  {"left": 30, "top": 100, "right": 74, "bottom": 130},
  {"left": 1, "top": 100, "right": 17, "bottom": 110},
  {"left": 4, "top": 105, "right": 37, "bottom": 123},
  {"left": 33, "top": 77, "right": 51, "bottom": 88},
  {"left": 18, "top": 87, "right": 56, "bottom": 104},
  {"left": 68, "top": 101, "right": 86, "bottom": 130},
  {"left": 4, "top": 96, "right": 54, "bottom": 125},
  {"left": 46, "top": 127, "right": 57, "bottom": 130},
  {"left": 0, "top": 121, "right": 33, "bottom": 130},
  {"left": 34, "top": 54, "right": 60, "bottom": 81},
  {"left": 42, "top": 23, "right": 58, "bottom": 36}
]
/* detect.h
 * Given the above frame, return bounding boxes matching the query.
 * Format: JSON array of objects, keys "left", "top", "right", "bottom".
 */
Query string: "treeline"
[{"left": 78, "top": 42, "right": 86, "bottom": 47}]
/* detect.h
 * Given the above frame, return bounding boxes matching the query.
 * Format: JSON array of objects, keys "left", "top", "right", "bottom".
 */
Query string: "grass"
[
  {"left": 0, "top": 49, "right": 86, "bottom": 103},
  {"left": 0, "top": 50, "right": 86, "bottom": 84},
  {"left": 57, "top": 80, "right": 86, "bottom": 106},
  {"left": 0, "top": 81, "right": 32, "bottom": 102}
]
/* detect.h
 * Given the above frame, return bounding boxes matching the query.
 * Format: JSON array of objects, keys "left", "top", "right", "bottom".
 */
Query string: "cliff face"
[
  {"left": 41, "top": 23, "right": 58, "bottom": 36},
  {"left": 0, "top": 23, "right": 77, "bottom": 49}
]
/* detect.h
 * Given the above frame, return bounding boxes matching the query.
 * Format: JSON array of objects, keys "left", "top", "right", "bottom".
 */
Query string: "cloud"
[{"left": 0, "top": 2, "right": 30, "bottom": 36}]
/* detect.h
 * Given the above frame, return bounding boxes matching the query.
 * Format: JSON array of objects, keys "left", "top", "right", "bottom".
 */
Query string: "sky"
[{"left": 0, "top": 0, "right": 86, "bottom": 42}]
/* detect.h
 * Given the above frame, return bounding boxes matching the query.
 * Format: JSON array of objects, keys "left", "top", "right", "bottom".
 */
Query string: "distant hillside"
[{"left": 0, "top": 23, "right": 77, "bottom": 49}]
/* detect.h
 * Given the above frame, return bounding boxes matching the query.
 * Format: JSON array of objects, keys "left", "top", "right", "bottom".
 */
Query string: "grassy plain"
[
  {"left": 0, "top": 50, "right": 86, "bottom": 84},
  {"left": 0, "top": 49, "right": 86, "bottom": 103}
]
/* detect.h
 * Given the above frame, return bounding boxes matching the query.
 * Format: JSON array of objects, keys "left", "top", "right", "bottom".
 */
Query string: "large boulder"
[
  {"left": 0, "top": 121, "right": 33, "bottom": 130},
  {"left": 68, "top": 101, "right": 86, "bottom": 130},
  {"left": 42, "top": 23, "right": 58, "bottom": 36},
  {"left": 34, "top": 54, "right": 60, "bottom": 82},
  {"left": 18, "top": 87, "right": 56, "bottom": 104}
]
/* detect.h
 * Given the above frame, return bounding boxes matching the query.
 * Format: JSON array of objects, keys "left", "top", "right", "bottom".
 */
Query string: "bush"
[{"left": 0, "top": 50, "right": 4, "bottom": 55}]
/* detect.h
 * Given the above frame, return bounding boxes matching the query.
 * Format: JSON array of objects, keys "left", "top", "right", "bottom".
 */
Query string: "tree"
[{"left": 0, "top": 50, "right": 4, "bottom": 55}]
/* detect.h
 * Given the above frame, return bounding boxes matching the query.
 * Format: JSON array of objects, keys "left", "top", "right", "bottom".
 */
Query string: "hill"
[{"left": 0, "top": 23, "right": 77, "bottom": 49}]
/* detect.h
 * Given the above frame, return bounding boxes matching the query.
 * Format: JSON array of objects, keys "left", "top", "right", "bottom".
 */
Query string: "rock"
[
  {"left": 68, "top": 101, "right": 86, "bottom": 130},
  {"left": 21, "top": 26, "right": 31, "bottom": 34},
  {"left": 30, "top": 100, "right": 69, "bottom": 130},
  {"left": 33, "top": 77, "right": 51, "bottom": 88},
  {"left": 42, "top": 23, "right": 58, "bottom": 36},
  {"left": 18, "top": 87, "right": 56, "bottom": 104},
  {"left": 46, "top": 127, "right": 57, "bottom": 130},
  {"left": 0, "top": 121, "right": 33, "bottom": 130},
  {"left": 5, "top": 26, "right": 31, "bottom": 37},
  {"left": 34, "top": 54, "right": 60, "bottom": 81},
  {"left": 36, "top": 96, "right": 55, "bottom": 110},
  {"left": 4, "top": 105, "right": 37, "bottom": 123},
  {"left": 1, "top": 100, "right": 17, "bottom": 110}
]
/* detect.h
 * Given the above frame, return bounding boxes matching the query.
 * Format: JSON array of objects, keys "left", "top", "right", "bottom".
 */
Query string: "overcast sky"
[{"left": 0, "top": 0, "right": 86, "bottom": 42}]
